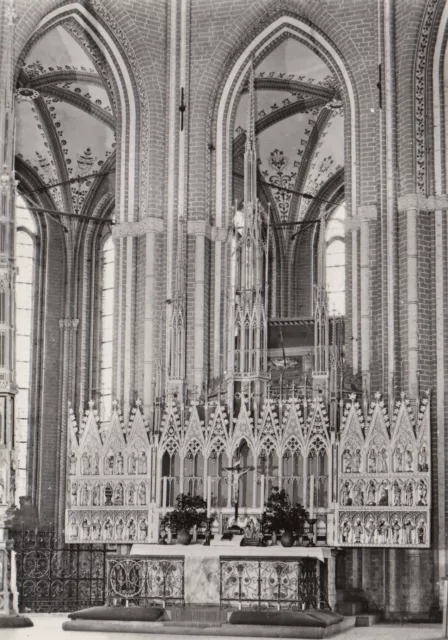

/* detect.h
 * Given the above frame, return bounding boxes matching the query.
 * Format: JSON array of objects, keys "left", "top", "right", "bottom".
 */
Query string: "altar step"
[{"left": 166, "top": 606, "right": 228, "bottom": 625}]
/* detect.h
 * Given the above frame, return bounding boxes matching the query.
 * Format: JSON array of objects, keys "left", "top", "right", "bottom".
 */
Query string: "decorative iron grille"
[
  {"left": 12, "top": 529, "right": 107, "bottom": 613},
  {"left": 106, "top": 555, "right": 184, "bottom": 607},
  {"left": 220, "top": 556, "right": 330, "bottom": 611}
]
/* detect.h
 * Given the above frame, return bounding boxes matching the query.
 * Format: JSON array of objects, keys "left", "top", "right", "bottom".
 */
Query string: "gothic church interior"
[{"left": 0, "top": 0, "right": 446, "bottom": 621}]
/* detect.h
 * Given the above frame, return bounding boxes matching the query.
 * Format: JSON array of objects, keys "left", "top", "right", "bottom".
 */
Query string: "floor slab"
[{"left": 0, "top": 614, "right": 444, "bottom": 640}]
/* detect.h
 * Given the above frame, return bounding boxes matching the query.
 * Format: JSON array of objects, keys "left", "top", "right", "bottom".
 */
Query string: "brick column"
[
  {"left": 188, "top": 220, "right": 211, "bottom": 393},
  {"left": 113, "top": 217, "right": 164, "bottom": 414},
  {"left": 398, "top": 194, "right": 426, "bottom": 399},
  {"left": 358, "top": 206, "right": 377, "bottom": 394},
  {"left": 56, "top": 318, "right": 78, "bottom": 532}
]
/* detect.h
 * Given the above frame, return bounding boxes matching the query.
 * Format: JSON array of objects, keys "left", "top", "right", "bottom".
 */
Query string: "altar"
[{"left": 121, "top": 543, "right": 338, "bottom": 610}]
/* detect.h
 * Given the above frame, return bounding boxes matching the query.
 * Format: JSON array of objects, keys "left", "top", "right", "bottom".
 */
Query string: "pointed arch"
[{"left": 210, "top": 13, "right": 360, "bottom": 375}]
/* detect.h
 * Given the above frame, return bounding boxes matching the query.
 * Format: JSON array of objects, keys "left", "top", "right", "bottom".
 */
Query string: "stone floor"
[{"left": 0, "top": 614, "right": 445, "bottom": 640}]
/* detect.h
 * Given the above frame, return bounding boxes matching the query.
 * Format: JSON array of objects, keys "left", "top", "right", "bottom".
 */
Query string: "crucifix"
[{"left": 223, "top": 459, "right": 254, "bottom": 522}]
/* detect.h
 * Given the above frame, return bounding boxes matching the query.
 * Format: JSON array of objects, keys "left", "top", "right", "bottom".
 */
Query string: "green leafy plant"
[
  {"left": 263, "top": 489, "right": 309, "bottom": 534},
  {"left": 161, "top": 493, "right": 207, "bottom": 533}
]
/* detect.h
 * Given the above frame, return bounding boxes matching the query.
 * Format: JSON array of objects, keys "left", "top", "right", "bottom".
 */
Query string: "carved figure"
[
  {"left": 365, "top": 518, "right": 375, "bottom": 544},
  {"left": 92, "top": 519, "right": 102, "bottom": 541},
  {"left": 0, "top": 481, "right": 4, "bottom": 504},
  {"left": 93, "top": 452, "right": 99, "bottom": 475},
  {"left": 117, "top": 452, "right": 124, "bottom": 475},
  {"left": 69, "top": 452, "right": 77, "bottom": 475},
  {"left": 418, "top": 447, "right": 428, "bottom": 472},
  {"left": 115, "top": 484, "right": 124, "bottom": 506},
  {"left": 129, "top": 452, "right": 137, "bottom": 474},
  {"left": 368, "top": 450, "right": 376, "bottom": 473},
  {"left": 223, "top": 460, "right": 254, "bottom": 520},
  {"left": 342, "top": 449, "right": 352, "bottom": 473},
  {"left": 341, "top": 521, "right": 351, "bottom": 543},
  {"left": 128, "top": 484, "right": 135, "bottom": 506},
  {"left": 378, "top": 486, "right": 388, "bottom": 506},
  {"left": 405, "top": 482, "right": 413, "bottom": 506},
  {"left": 367, "top": 481, "right": 376, "bottom": 505},
  {"left": 417, "top": 522, "right": 426, "bottom": 545},
  {"left": 404, "top": 519, "right": 415, "bottom": 544},
  {"left": 139, "top": 519, "right": 148, "bottom": 541},
  {"left": 128, "top": 519, "right": 136, "bottom": 541},
  {"left": 138, "top": 483, "right": 147, "bottom": 506},
  {"left": 71, "top": 482, "right": 78, "bottom": 506},
  {"left": 106, "top": 453, "right": 114, "bottom": 475},
  {"left": 354, "top": 520, "right": 363, "bottom": 543},
  {"left": 104, "top": 518, "right": 113, "bottom": 541},
  {"left": 352, "top": 449, "right": 361, "bottom": 473},
  {"left": 86, "top": 481, "right": 93, "bottom": 503},
  {"left": 116, "top": 518, "right": 124, "bottom": 539},
  {"left": 82, "top": 453, "right": 90, "bottom": 475},
  {"left": 395, "top": 448, "right": 403, "bottom": 472},
  {"left": 81, "top": 519, "right": 90, "bottom": 540},
  {"left": 92, "top": 484, "right": 100, "bottom": 506},
  {"left": 417, "top": 480, "right": 427, "bottom": 506},
  {"left": 341, "top": 481, "right": 351, "bottom": 506},
  {"left": 378, "top": 448, "right": 388, "bottom": 472},
  {"left": 70, "top": 517, "right": 79, "bottom": 540},
  {"left": 393, "top": 481, "right": 401, "bottom": 506},
  {"left": 392, "top": 520, "right": 400, "bottom": 544},
  {"left": 377, "top": 519, "right": 388, "bottom": 544},
  {"left": 353, "top": 483, "right": 364, "bottom": 506},
  {"left": 139, "top": 452, "right": 147, "bottom": 474},
  {"left": 80, "top": 484, "right": 88, "bottom": 506}
]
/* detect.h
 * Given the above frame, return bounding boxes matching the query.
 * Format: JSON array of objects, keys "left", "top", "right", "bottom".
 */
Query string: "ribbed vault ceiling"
[
  {"left": 233, "top": 38, "right": 344, "bottom": 227},
  {"left": 15, "top": 22, "right": 116, "bottom": 215}
]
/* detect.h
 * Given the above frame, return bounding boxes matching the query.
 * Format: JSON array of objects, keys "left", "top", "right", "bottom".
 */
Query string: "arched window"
[
  {"left": 15, "top": 195, "right": 37, "bottom": 499},
  {"left": 326, "top": 204, "right": 346, "bottom": 316},
  {"left": 100, "top": 236, "right": 114, "bottom": 422}
]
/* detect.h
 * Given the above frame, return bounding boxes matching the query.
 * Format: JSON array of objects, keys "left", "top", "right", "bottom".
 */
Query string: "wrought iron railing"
[
  {"left": 12, "top": 529, "right": 107, "bottom": 613},
  {"left": 220, "top": 556, "right": 329, "bottom": 611},
  {"left": 106, "top": 555, "right": 184, "bottom": 607}
]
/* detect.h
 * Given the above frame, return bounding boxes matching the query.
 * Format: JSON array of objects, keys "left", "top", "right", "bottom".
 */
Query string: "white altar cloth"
[{"left": 130, "top": 542, "right": 330, "bottom": 562}]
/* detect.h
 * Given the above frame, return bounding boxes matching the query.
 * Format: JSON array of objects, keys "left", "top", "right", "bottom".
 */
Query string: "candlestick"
[{"left": 309, "top": 474, "right": 314, "bottom": 520}]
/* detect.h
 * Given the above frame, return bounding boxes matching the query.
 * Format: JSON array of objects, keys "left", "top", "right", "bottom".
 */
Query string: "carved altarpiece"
[
  {"left": 338, "top": 392, "right": 430, "bottom": 547},
  {"left": 66, "top": 391, "right": 431, "bottom": 549}
]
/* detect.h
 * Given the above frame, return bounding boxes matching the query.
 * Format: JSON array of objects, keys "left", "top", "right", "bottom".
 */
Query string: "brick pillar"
[
  {"left": 358, "top": 205, "right": 377, "bottom": 396},
  {"left": 398, "top": 195, "right": 425, "bottom": 399},
  {"left": 56, "top": 318, "right": 79, "bottom": 532},
  {"left": 188, "top": 221, "right": 210, "bottom": 393}
]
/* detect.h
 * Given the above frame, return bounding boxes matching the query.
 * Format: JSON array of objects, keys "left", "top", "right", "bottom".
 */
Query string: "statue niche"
[
  {"left": 105, "top": 452, "right": 115, "bottom": 475},
  {"left": 81, "top": 453, "right": 91, "bottom": 475},
  {"left": 418, "top": 445, "right": 429, "bottom": 472},
  {"left": 367, "top": 449, "right": 377, "bottom": 473},
  {"left": 115, "top": 483, "right": 124, "bottom": 506}
]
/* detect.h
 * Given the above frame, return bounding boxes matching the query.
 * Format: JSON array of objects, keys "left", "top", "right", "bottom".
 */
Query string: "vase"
[
  {"left": 281, "top": 531, "right": 295, "bottom": 547},
  {"left": 271, "top": 531, "right": 277, "bottom": 546},
  {"left": 177, "top": 529, "right": 192, "bottom": 545}
]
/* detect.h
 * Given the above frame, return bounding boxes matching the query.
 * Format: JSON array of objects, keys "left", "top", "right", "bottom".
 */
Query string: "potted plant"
[
  {"left": 161, "top": 493, "right": 207, "bottom": 545},
  {"left": 263, "top": 489, "right": 309, "bottom": 547}
]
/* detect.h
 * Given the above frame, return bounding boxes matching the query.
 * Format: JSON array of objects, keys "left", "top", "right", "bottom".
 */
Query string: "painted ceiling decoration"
[
  {"left": 15, "top": 22, "right": 116, "bottom": 218},
  {"left": 233, "top": 38, "right": 344, "bottom": 229}
]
